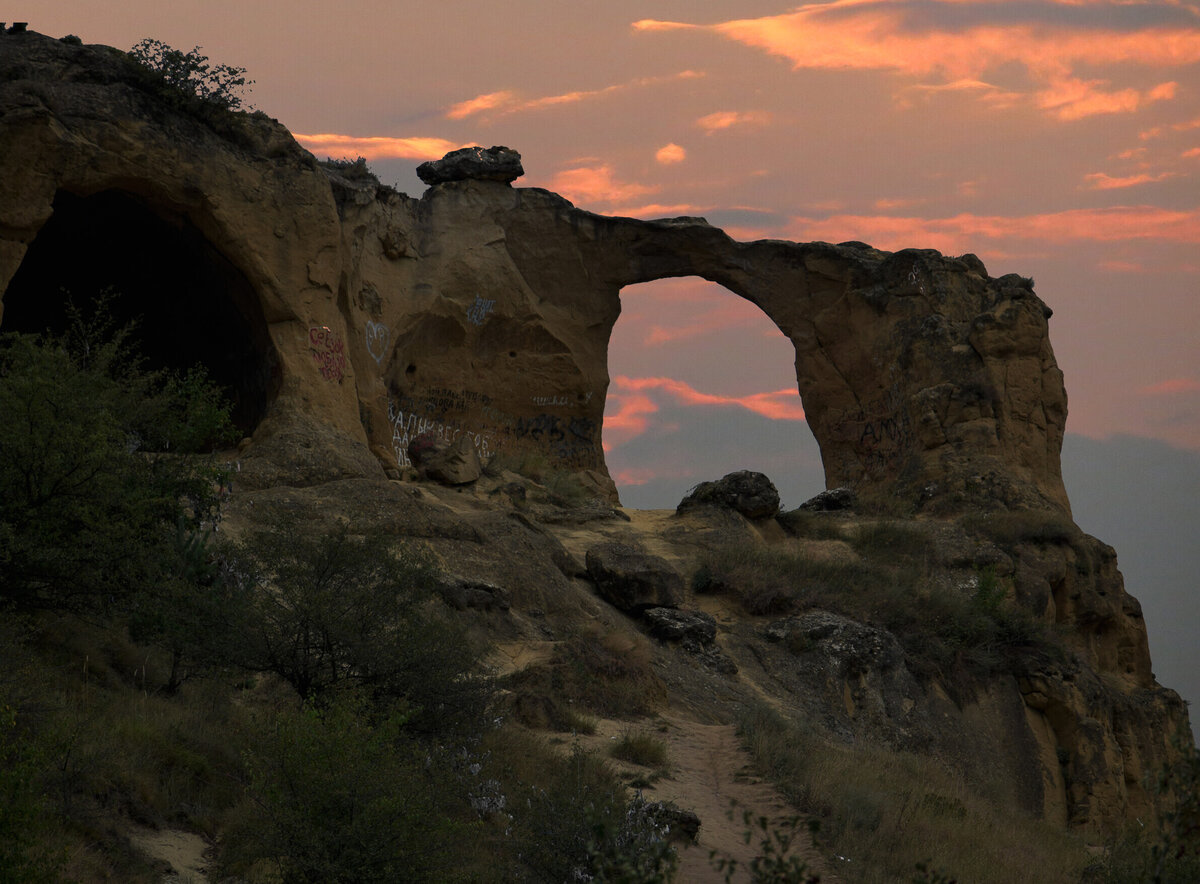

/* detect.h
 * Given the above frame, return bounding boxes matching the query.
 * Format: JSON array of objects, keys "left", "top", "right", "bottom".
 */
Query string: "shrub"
[
  {"left": 220, "top": 695, "right": 470, "bottom": 883},
  {"left": 0, "top": 315, "right": 231, "bottom": 614},
  {"left": 129, "top": 38, "right": 253, "bottom": 111},
  {"left": 219, "top": 519, "right": 491, "bottom": 733}
]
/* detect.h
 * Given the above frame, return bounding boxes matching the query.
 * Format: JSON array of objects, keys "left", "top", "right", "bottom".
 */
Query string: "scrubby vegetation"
[
  {"left": 693, "top": 522, "right": 1056, "bottom": 682},
  {"left": 736, "top": 702, "right": 1089, "bottom": 883},
  {"left": 0, "top": 317, "right": 675, "bottom": 882},
  {"left": 128, "top": 38, "right": 253, "bottom": 111}
]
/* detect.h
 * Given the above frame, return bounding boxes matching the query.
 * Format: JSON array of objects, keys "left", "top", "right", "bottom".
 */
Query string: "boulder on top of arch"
[{"left": 1, "top": 31, "right": 1069, "bottom": 512}]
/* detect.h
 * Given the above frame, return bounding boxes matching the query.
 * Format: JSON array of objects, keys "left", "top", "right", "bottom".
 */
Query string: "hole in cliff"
[
  {"left": 1, "top": 189, "right": 277, "bottom": 439},
  {"left": 605, "top": 277, "right": 824, "bottom": 509}
]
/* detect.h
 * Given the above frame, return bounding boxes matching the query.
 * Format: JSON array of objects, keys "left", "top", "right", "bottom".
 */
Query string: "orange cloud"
[
  {"left": 636, "top": 3, "right": 1200, "bottom": 119},
  {"left": 548, "top": 165, "right": 658, "bottom": 206},
  {"left": 294, "top": 133, "right": 463, "bottom": 161},
  {"left": 445, "top": 71, "right": 704, "bottom": 119},
  {"left": 1083, "top": 171, "right": 1177, "bottom": 190},
  {"left": 784, "top": 206, "right": 1200, "bottom": 253},
  {"left": 1184, "top": 147, "right": 1200, "bottom": 159},
  {"left": 656, "top": 143, "right": 687, "bottom": 164},
  {"left": 1142, "top": 378, "right": 1200, "bottom": 395},
  {"left": 615, "top": 376, "right": 806, "bottom": 421},
  {"left": 696, "top": 110, "right": 772, "bottom": 133},
  {"left": 445, "top": 91, "right": 516, "bottom": 120}
]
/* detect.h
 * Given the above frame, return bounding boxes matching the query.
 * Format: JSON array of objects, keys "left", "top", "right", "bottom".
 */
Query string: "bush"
[
  {"left": 129, "top": 38, "right": 253, "bottom": 111},
  {"left": 220, "top": 695, "right": 470, "bottom": 883},
  {"left": 219, "top": 519, "right": 491, "bottom": 733},
  {"left": 0, "top": 315, "right": 232, "bottom": 614}
]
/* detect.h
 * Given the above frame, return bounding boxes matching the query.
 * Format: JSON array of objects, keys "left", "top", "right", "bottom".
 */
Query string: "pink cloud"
[
  {"left": 696, "top": 110, "right": 772, "bottom": 133},
  {"left": 656, "top": 143, "right": 687, "bottom": 165},
  {"left": 294, "top": 133, "right": 464, "bottom": 161},
  {"left": 548, "top": 165, "right": 658, "bottom": 206},
  {"left": 784, "top": 206, "right": 1200, "bottom": 253},
  {"left": 445, "top": 71, "right": 704, "bottom": 119},
  {"left": 1083, "top": 171, "right": 1177, "bottom": 190},
  {"left": 636, "top": 3, "right": 1200, "bottom": 119},
  {"left": 604, "top": 375, "right": 806, "bottom": 448},
  {"left": 445, "top": 91, "right": 516, "bottom": 120},
  {"left": 1142, "top": 378, "right": 1200, "bottom": 395}
]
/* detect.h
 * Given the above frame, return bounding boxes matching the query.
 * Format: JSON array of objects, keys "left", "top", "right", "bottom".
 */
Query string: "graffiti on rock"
[
  {"left": 466, "top": 296, "right": 496, "bottom": 326},
  {"left": 309, "top": 326, "right": 346, "bottom": 382},
  {"left": 364, "top": 320, "right": 390, "bottom": 364}
]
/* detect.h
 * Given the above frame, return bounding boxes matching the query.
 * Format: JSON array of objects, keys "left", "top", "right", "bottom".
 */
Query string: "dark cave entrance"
[{"left": 1, "top": 189, "right": 278, "bottom": 438}]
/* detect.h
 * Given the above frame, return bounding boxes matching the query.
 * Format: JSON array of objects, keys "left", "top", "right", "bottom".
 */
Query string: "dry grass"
[
  {"left": 610, "top": 728, "right": 669, "bottom": 768},
  {"left": 737, "top": 702, "right": 1091, "bottom": 884}
]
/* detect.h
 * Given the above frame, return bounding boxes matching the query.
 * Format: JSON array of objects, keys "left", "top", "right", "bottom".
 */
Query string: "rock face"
[
  {"left": 0, "top": 32, "right": 1066, "bottom": 515},
  {"left": 0, "top": 32, "right": 1191, "bottom": 836}
]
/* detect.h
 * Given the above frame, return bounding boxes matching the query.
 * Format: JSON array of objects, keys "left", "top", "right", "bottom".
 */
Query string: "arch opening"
[
  {"left": 603, "top": 277, "right": 825, "bottom": 510},
  {"left": 1, "top": 189, "right": 278, "bottom": 437}
]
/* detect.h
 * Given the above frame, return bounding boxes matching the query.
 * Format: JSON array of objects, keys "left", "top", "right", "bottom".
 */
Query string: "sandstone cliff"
[{"left": 0, "top": 29, "right": 1190, "bottom": 841}]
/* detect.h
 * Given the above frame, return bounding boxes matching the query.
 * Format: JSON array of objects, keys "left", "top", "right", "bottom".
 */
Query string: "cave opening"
[
  {"left": 1, "top": 189, "right": 278, "bottom": 439},
  {"left": 605, "top": 277, "right": 825, "bottom": 510}
]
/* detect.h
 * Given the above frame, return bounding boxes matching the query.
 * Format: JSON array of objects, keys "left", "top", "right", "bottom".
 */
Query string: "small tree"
[
  {"left": 0, "top": 310, "right": 233, "bottom": 613},
  {"left": 222, "top": 520, "right": 490, "bottom": 733},
  {"left": 129, "top": 38, "right": 253, "bottom": 111}
]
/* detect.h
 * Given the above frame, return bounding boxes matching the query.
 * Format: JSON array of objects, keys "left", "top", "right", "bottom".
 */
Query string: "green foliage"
[
  {"left": 0, "top": 314, "right": 232, "bottom": 613},
  {"left": 129, "top": 38, "right": 253, "bottom": 111},
  {"left": 587, "top": 794, "right": 679, "bottom": 884},
  {"left": 962, "top": 509, "right": 1079, "bottom": 547},
  {"left": 220, "top": 519, "right": 490, "bottom": 732},
  {"left": 0, "top": 702, "right": 61, "bottom": 883},
  {"left": 221, "top": 695, "right": 469, "bottom": 884},
  {"left": 709, "top": 808, "right": 820, "bottom": 884}
]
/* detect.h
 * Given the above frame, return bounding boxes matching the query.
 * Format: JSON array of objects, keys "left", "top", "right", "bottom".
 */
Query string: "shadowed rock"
[
  {"left": 677, "top": 470, "right": 781, "bottom": 520},
  {"left": 585, "top": 542, "right": 683, "bottom": 613},
  {"left": 416, "top": 145, "right": 524, "bottom": 185}
]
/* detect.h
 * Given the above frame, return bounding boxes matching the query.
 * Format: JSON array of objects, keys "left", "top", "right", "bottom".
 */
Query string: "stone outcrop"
[
  {"left": 0, "top": 31, "right": 1067, "bottom": 515},
  {"left": 678, "top": 470, "right": 781, "bottom": 519},
  {"left": 416, "top": 145, "right": 524, "bottom": 186}
]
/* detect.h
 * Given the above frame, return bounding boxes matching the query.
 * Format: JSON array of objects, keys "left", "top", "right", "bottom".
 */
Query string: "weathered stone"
[
  {"left": 416, "top": 145, "right": 523, "bottom": 185},
  {"left": 798, "top": 487, "right": 857, "bottom": 511},
  {"left": 642, "top": 607, "right": 717, "bottom": 645},
  {"left": 677, "top": 471, "right": 780, "bottom": 519},
  {"left": 764, "top": 610, "right": 904, "bottom": 677},
  {"left": 417, "top": 434, "right": 483, "bottom": 485},
  {"left": 436, "top": 576, "right": 511, "bottom": 612},
  {"left": 585, "top": 542, "right": 683, "bottom": 613}
]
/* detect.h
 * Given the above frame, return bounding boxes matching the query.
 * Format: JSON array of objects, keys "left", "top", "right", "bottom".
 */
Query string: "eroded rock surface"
[{"left": 0, "top": 31, "right": 1067, "bottom": 515}]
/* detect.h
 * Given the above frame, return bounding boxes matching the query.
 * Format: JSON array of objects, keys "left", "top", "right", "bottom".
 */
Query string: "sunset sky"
[{"left": 35, "top": 2, "right": 1200, "bottom": 727}]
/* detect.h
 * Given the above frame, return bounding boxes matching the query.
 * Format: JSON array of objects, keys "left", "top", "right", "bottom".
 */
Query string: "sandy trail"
[
  {"left": 580, "top": 714, "right": 833, "bottom": 883},
  {"left": 128, "top": 827, "right": 210, "bottom": 883}
]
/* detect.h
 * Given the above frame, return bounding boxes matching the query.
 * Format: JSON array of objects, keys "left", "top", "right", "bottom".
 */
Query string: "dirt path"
[
  {"left": 580, "top": 714, "right": 833, "bottom": 883},
  {"left": 128, "top": 827, "right": 210, "bottom": 883}
]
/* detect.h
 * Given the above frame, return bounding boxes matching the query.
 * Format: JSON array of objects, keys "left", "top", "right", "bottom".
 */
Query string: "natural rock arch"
[
  {"left": 1, "top": 31, "right": 1068, "bottom": 513},
  {"left": 603, "top": 277, "right": 821, "bottom": 506}
]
